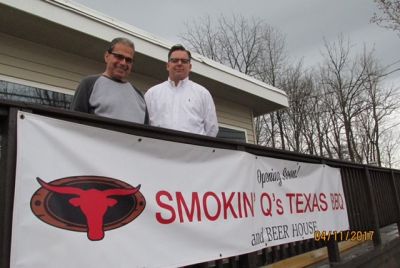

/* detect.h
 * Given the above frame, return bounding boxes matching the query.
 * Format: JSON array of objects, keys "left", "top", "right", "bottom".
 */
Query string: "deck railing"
[{"left": 1, "top": 100, "right": 399, "bottom": 268}]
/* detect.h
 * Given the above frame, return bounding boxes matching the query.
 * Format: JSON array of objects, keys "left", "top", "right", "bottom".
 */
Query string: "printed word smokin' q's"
[{"left": 154, "top": 191, "right": 344, "bottom": 224}]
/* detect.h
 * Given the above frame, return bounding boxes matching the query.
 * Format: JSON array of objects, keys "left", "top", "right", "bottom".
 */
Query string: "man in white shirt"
[{"left": 145, "top": 44, "right": 219, "bottom": 137}]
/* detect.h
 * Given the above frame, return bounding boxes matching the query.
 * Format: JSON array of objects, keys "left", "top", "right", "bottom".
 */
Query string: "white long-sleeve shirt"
[{"left": 144, "top": 78, "right": 219, "bottom": 137}]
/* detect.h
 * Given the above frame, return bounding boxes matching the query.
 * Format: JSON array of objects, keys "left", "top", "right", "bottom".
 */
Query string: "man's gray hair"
[{"left": 107, "top": 37, "right": 135, "bottom": 52}]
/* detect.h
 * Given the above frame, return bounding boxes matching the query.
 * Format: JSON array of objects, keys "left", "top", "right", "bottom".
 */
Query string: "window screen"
[{"left": 217, "top": 126, "right": 246, "bottom": 142}]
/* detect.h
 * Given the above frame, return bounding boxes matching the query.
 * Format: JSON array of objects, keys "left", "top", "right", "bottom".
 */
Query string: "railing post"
[
  {"left": 327, "top": 239, "right": 340, "bottom": 263},
  {"left": 215, "top": 259, "right": 223, "bottom": 268},
  {"left": 190, "top": 262, "right": 208, "bottom": 268},
  {"left": 320, "top": 160, "right": 341, "bottom": 264},
  {"left": 228, "top": 256, "right": 238, "bottom": 268},
  {"left": 390, "top": 171, "right": 400, "bottom": 235},
  {"left": 0, "top": 107, "right": 18, "bottom": 268},
  {"left": 364, "top": 166, "right": 382, "bottom": 246},
  {"left": 238, "top": 252, "right": 257, "bottom": 268}
]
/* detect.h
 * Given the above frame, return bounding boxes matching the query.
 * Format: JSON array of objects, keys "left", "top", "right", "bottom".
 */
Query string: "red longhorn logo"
[{"left": 31, "top": 176, "right": 145, "bottom": 241}]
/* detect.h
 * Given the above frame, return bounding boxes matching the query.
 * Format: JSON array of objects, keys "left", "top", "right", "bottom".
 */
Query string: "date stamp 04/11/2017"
[{"left": 314, "top": 230, "right": 374, "bottom": 242}]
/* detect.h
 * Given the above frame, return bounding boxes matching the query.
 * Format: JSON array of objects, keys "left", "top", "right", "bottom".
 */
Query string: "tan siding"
[
  {"left": 214, "top": 97, "right": 255, "bottom": 144},
  {"left": 217, "top": 111, "right": 253, "bottom": 125},
  {"left": 0, "top": 54, "right": 81, "bottom": 81},
  {"left": 217, "top": 115, "right": 252, "bottom": 130},
  {"left": 0, "top": 63, "right": 77, "bottom": 92},
  {"left": 0, "top": 33, "right": 102, "bottom": 90}
]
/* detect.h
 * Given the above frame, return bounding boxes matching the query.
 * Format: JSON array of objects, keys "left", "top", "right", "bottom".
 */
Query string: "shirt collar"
[{"left": 168, "top": 77, "right": 189, "bottom": 88}]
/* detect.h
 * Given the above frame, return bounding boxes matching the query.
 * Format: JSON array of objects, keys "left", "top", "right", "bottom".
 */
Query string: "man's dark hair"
[
  {"left": 107, "top": 37, "right": 135, "bottom": 53},
  {"left": 168, "top": 44, "right": 191, "bottom": 60}
]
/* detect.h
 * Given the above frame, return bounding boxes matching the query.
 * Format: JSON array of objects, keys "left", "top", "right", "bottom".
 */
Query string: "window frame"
[
  {"left": 218, "top": 123, "right": 248, "bottom": 143},
  {"left": 0, "top": 75, "right": 74, "bottom": 96},
  {"left": 0, "top": 75, "right": 74, "bottom": 109}
]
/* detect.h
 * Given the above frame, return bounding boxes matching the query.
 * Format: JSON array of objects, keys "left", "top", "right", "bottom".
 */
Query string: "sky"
[{"left": 71, "top": 0, "right": 400, "bottom": 87}]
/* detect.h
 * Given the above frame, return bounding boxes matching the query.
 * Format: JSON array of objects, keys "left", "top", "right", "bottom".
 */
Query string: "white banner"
[{"left": 10, "top": 112, "right": 349, "bottom": 268}]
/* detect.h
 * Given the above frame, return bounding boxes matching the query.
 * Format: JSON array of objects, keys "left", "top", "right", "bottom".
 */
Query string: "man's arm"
[
  {"left": 203, "top": 92, "right": 219, "bottom": 137},
  {"left": 70, "top": 75, "right": 98, "bottom": 113},
  {"left": 132, "top": 83, "right": 149, "bottom": 125}
]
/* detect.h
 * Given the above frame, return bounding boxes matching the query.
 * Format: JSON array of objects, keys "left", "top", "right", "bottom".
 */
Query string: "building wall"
[
  {"left": 0, "top": 32, "right": 256, "bottom": 143},
  {"left": 0, "top": 32, "right": 94, "bottom": 94},
  {"left": 214, "top": 97, "right": 255, "bottom": 144}
]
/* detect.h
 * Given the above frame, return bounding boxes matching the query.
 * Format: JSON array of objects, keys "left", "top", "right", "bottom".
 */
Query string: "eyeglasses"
[
  {"left": 169, "top": 58, "right": 191, "bottom": 64},
  {"left": 109, "top": 51, "right": 133, "bottom": 64}
]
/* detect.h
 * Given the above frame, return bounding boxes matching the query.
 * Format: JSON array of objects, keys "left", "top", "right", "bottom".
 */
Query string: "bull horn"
[
  {"left": 103, "top": 184, "right": 141, "bottom": 197},
  {"left": 37, "top": 177, "right": 84, "bottom": 196}
]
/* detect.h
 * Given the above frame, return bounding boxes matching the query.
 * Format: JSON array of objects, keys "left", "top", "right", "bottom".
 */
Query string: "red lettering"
[
  {"left": 260, "top": 192, "right": 273, "bottom": 216},
  {"left": 155, "top": 191, "right": 176, "bottom": 224},
  {"left": 311, "top": 194, "right": 319, "bottom": 211},
  {"left": 286, "top": 193, "right": 295, "bottom": 213},
  {"left": 304, "top": 193, "right": 312, "bottom": 212},
  {"left": 330, "top": 193, "right": 344, "bottom": 210},
  {"left": 296, "top": 193, "right": 304, "bottom": 213},
  {"left": 287, "top": 192, "right": 329, "bottom": 214},
  {"left": 222, "top": 192, "right": 238, "bottom": 219},
  {"left": 319, "top": 193, "right": 328, "bottom": 211},
  {"left": 176, "top": 192, "right": 201, "bottom": 223},
  {"left": 276, "top": 198, "right": 284, "bottom": 215},
  {"left": 203, "top": 192, "right": 221, "bottom": 221},
  {"left": 243, "top": 192, "right": 255, "bottom": 217},
  {"left": 237, "top": 192, "right": 242, "bottom": 218},
  {"left": 156, "top": 191, "right": 255, "bottom": 224}
]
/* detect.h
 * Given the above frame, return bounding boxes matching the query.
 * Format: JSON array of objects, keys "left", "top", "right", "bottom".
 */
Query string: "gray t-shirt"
[{"left": 70, "top": 75, "right": 148, "bottom": 124}]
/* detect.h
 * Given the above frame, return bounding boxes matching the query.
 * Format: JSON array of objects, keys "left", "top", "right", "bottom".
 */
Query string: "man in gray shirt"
[{"left": 70, "top": 37, "right": 148, "bottom": 124}]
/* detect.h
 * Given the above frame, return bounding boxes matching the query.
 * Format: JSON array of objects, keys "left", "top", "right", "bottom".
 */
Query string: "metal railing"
[{"left": 1, "top": 100, "right": 399, "bottom": 268}]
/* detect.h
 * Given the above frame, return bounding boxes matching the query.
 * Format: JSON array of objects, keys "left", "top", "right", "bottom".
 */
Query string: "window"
[
  {"left": 0, "top": 80, "right": 73, "bottom": 109},
  {"left": 0, "top": 79, "right": 73, "bottom": 159},
  {"left": 217, "top": 125, "right": 247, "bottom": 143}
]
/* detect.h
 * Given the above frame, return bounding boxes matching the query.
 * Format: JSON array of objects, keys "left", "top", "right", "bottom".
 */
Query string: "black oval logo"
[{"left": 31, "top": 176, "right": 146, "bottom": 241}]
